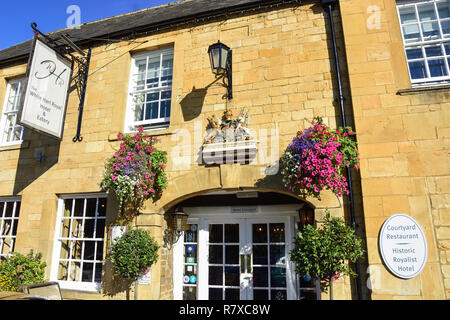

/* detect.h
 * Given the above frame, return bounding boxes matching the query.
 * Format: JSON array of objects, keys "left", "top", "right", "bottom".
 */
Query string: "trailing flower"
[
  {"left": 101, "top": 126, "right": 168, "bottom": 215},
  {"left": 281, "top": 117, "right": 360, "bottom": 199}
]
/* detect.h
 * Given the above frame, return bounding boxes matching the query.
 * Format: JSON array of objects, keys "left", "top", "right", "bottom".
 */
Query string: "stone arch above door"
[{"left": 140, "top": 164, "right": 342, "bottom": 215}]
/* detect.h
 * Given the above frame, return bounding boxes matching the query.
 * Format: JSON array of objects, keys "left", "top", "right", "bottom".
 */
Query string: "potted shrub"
[
  {"left": 101, "top": 126, "right": 168, "bottom": 220},
  {"left": 109, "top": 229, "right": 160, "bottom": 281},
  {"left": 281, "top": 117, "right": 360, "bottom": 199},
  {"left": 290, "top": 211, "right": 364, "bottom": 299}
]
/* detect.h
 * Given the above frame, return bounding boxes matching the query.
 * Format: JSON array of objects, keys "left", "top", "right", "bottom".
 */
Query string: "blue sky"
[{"left": 0, "top": 0, "right": 179, "bottom": 50}]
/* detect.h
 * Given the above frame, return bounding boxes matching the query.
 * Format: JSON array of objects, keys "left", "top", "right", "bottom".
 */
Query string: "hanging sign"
[
  {"left": 18, "top": 37, "right": 73, "bottom": 139},
  {"left": 379, "top": 214, "right": 427, "bottom": 279}
]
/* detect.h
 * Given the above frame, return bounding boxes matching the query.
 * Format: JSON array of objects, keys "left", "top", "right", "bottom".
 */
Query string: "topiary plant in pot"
[
  {"left": 110, "top": 229, "right": 160, "bottom": 282},
  {"left": 290, "top": 211, "right": 364, "bottom": 300}
]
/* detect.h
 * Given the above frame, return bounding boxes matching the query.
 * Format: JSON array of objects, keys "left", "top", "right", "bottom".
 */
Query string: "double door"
[{"left": 180, "top": 217, "right": 296, "bottom": 300}]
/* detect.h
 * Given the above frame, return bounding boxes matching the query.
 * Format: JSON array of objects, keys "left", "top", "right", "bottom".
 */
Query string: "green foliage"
[
  {"left": 110, "top": 229, "right": 160, "bottom": 280},
  {"left": 290, "top": 211, "right": 364, "bottom": 286},
  {"left": 0, "top": 250, "right": 47, "bottom": 292}
]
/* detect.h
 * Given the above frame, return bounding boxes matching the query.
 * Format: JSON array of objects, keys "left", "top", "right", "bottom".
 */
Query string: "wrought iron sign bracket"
[{"left": 30, "top": 23, "right": 92, "bottom": 143}]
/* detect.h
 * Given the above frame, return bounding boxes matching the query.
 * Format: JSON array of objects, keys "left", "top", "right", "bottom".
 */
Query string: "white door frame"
[{"left": 173, "top": 204, "right": 301, "bottom": 300}]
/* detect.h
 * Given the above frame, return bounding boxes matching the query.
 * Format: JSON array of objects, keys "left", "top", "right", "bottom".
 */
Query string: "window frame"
[
  {"left": 397, "top": 0, "right": 450, "bottom": 86},
  {"left": 50, "top": 194, "right": 108, "bottom": 292},
  {"left": 0, "top": 78, "right": 25, "bottom": 146},
  {"left": 0, "top": 197, "right": 21, "bottom": 261},
  {"left": 124, "top": 47, "right": 174, "bottom": 133}
]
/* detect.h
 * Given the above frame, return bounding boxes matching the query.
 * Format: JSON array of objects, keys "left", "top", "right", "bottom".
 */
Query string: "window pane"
[
  {"left": 82, "top": 262, "right": 94, "bottom": 282},
  {"left": 269, "top": 223, "right": 285, "bottom": 243},
  {"left": 406, "top": 47, "right": 423, "bottom": 59},
  {"left": 209, "top": 266, "right": 223, "bottom": 285},
  {"left": 209, "top": 245, "right": 223, "bottom": 264},
  {"left": 254, "top": 289, "right": 268, "bottom": 300},
  {"left": 441, "top": 21, "right": 450, "bottom": 38},
  {"left": 225, "top": 245, "right": 239, "bottom": 264},
  {"left": 224, "top": 224, "right": 239, "bottom": 243},
  {"left": 209, "top": 224, "right": 223, "bottom": 243},
  {"left": 437, "top": 2, "right": 450, "bottom": 19},
  {"left": 134, "top": 94, "right": 145, "bottom": 122},
  {"left": 97, "top": 198, "right": 107, "bottom": 217},
  {"left": 399, "top": 7, "right": 417, "bottom": 24},
  {"left": 253, "top": 267, "right": 268, "bottom": 287},
  {"left": 271, "top": 289, "right": 287, "bottom": 300},
  {"left": 95, "top": 263, "right": 102, "bottom": 282},
  {"left": 270, "top": 267, "right": 286, "bottom": 287},
  {"left": 84, "top": 219, "right": 95, "bottom": 238},
  {"left": 421, "top": 22, "right": 440, "bottom": 40},
  {"left": 409, "top": 61, "right": 427, "bottom": 79},
  {"left": 428, "top": 59, "right": 448, "bottom": 77},
  {"left": 402, "top": 24, "right": 421, "bottom": 43},
  {"left": 425, "top": 45, "right": 444, "bottom": 57},
  {"left": 224, "top": 267, "right": 240, "bottom": 286},
  {"left": 253, "top": 245, "right": 268, "bottom": 265},
  {"left": 225, "top": 288, "right": 239, "bottom": 300},
  {"left": 209, "top": 288, "right": 222, "bottom": 300},
  {"left": 85, "top": 198, "right": 97, "bottom": 217},
  {"left": 252, "top": 224, "right": 267, "bottom": 243},
  {"left": 83, "top": 241, "right": 96, "bottom": 261},
  {"left": 270, "top": 245, "right": 286, "bottom": 265},
  {"left": 73, "top": 199, "right": 84, "bottom": 217},
  {"left": 95, "top": 218, "right": 105, "bottom": 238},
  {"left": 417, "top": 3, "right": 437, "bottom": 22}
]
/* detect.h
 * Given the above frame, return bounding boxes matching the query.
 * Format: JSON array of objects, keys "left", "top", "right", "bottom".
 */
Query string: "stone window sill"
[
  {"left": 108, "top": 127, "right": 175, "bottom": 142},
  {"left": 0, "top": 140, "right": 30, "bottom": 152},
  {"left": 397, "top": 84, "right": 450, "bottom": 95}
]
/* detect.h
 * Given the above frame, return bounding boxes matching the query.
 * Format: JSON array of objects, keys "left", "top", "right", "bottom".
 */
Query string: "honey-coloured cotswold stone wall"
[
  {"left": 0, "top": 2, "right": 362, "bottom": 300},
  {"left": 340, "top": 0, "right": 449, "bottom": 299}
]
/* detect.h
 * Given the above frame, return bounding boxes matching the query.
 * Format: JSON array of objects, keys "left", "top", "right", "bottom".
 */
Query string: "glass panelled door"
[
  {"left": 203, "top": 218, "right": 291, "bottom": 300},
  {"left": 207, "top": 223, "right": 241, "bottom": 300},
  {"left": 251, "top": 222, "right": 288, "bottom": 300}
]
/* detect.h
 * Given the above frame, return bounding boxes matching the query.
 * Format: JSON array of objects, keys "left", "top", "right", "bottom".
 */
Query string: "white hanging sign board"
[
  {"left": 379, "top": 214, "right": 427, "bottom": 279},
  {"left": 18, "top": 37, "right": 73, "bottom": 139}
]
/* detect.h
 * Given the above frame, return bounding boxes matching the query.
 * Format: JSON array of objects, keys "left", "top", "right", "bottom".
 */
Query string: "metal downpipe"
[{"left": 321, "top": 0, "right": 363, "bottom": 300}]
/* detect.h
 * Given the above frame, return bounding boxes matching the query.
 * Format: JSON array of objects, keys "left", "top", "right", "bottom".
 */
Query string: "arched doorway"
[{"left": 171, "top": 189, "right": 319, "bottom": 300}]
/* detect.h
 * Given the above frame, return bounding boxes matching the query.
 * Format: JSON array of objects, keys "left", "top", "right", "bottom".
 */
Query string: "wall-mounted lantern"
[
  {"left": 298, "top": 206, "right": 315, "bottom": 230},
  {"left": 208, "top": 41, "right": 233, "bottom": 100},
  {"left": 163, "top": 207, "right": 189, "bottom": 247}
]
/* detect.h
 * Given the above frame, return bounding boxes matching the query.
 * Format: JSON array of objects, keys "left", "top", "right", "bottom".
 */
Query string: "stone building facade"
[{"left": 0, "top": 0, "right": 448, "bottom": 300}]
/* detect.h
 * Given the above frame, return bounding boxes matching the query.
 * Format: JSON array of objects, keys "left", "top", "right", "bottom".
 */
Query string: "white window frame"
[
  {"left": 0, "top": 197, "right": 21, "bottom": 260},
  {"left": 50, "top": 194, "right": 107, "bottom": 292},
  {"left": 0, "top": 78, "right": 25, "bottom": 146},
  {"left": 397, "top": 0, "right": 450, "bottom": 85},
  {"left": 124, "top": 48, "right": 174, "bottom": 133}
]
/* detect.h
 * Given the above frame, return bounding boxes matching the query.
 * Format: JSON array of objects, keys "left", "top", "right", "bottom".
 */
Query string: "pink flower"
[{"left": 111, "top": 175, "right": 117, "bottom": 181}]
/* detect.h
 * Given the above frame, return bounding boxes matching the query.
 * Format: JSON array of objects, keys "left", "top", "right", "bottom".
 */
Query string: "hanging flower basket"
[
  {"left": 280, "top": 117, "right": 360, "bottom": 199},
  {"left": 101, "top": 126, "right": 168, "bottom": 217}
]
